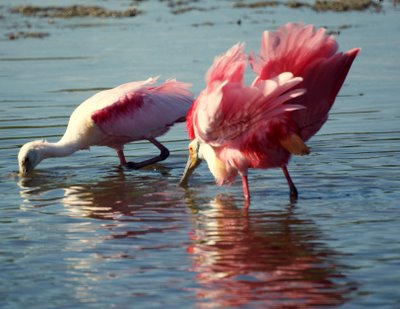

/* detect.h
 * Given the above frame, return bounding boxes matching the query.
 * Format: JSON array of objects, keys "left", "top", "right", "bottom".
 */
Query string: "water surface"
[{"left": 1, "top": 0, "right": 400, "bottom": 308}]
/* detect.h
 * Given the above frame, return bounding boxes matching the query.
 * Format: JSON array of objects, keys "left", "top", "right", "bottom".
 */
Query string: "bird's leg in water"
[
  {"left": 282, "top": 165, "right": 298, "bottom": 200},
  {"left": 126, "top": 138, "right": 170, "bottom": 169},
  {"left": 117, "top": 149, "right": 128, "bottom": 166},
  {"left": 241, "top": 175, "right": 250, "bottom": 208}
]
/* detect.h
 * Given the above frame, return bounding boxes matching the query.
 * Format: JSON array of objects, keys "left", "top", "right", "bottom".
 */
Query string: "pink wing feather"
[
  {"left": 92, "top": 79, "right": 193, "bottom": 140},
  {"left": 250, "top": 23, "right": 338, "bottom": 80},
  {"left": 205, "top": 43, "right": 247, "bottom": 85},
  {"left": 194, "top": 74, "right": 305, "bottom": 148},
  {"left": 185, "top": 23, "right": 359, "bottom": 186},
  {"left": 191, "top": 44, "right": 305, "bottom": 148},
  {"left": 186, "top": 44, "right": 246, "bottom": 140},
  {"left": 250, "top": 23, "right": 360, "bottom": 141}
]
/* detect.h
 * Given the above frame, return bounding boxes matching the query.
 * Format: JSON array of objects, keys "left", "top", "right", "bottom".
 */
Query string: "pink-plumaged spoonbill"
[
  {"left": 179, "top": 23, "right": 360, "bottom": 206},
  {"left": 18, "top": 77, "right": 193, "bottom": 175}
]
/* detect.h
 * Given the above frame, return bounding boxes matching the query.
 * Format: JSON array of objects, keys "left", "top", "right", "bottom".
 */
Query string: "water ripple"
[{"left": 184, "top": 195, "right": 356, "bottom": 307}]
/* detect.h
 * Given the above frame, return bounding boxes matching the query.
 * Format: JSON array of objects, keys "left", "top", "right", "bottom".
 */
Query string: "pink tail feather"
[
  {"left": 291, "top": 48, "right": 360, "bottom": 140},
  {"left": 250, "top": 23, "right": 360, "bottom": 140}
]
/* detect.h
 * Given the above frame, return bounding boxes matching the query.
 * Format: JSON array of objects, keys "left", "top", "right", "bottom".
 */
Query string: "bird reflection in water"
[
  {"left": 18, "top": 172, "right": 356, "bottom": 307},
  {"left": 17, "top": 169, "right": 191, "bottom": 303},
  {"left": 185, "top": 195, "right": 356, "bottom": 308},
  {"left": 18, "top": 168, "right": 186, "bottom": 233}
]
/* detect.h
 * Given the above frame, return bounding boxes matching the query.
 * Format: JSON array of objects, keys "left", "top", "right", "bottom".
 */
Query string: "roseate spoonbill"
[
  {"left": 179, "top": 23, "right": 360, "bottom": 205},
  {"left": 18, "top": 77, "right": 193, "bottom": 175}
]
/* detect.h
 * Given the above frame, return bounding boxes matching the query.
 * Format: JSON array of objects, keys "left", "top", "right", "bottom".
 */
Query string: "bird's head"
[
  {"left": 179, "top": 139, "right": 203, "bottom": 187},
  {"left": 180, "top": 138, "right": 235, "bottom": 187},
  {"left": 18, "top": 140, "right": 46, "bottom": 175}
]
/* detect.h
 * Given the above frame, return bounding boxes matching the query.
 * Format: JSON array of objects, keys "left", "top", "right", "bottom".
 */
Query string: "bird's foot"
[
  {"left": 126, "top": 161, "right": 141, "bottom": 169},
  {"left": 289, "top": 186, "right": 298, "bottom": 203}
]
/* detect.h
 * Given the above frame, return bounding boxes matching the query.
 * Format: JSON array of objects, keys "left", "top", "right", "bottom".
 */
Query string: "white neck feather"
[
  {"left": 42, "top": 141, "right": 79, "bottom": 159},
  {"left": 199, "top": 143, "right": 218, "bottom": 170},
  {"left": 199, "top": 143, "right": 235, "bottom": 185}
]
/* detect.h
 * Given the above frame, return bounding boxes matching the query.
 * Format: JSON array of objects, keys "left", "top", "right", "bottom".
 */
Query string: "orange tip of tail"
[{"left": 280, "top": 134, "right": 310, "bottom": 156}]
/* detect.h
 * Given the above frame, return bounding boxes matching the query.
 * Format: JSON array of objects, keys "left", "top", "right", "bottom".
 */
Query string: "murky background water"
[{"left": 1, "top": 0, "right": 399, "bottom": 308}]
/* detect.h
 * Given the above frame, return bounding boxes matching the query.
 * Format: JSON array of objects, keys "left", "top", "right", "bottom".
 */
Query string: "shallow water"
[{"left": 1, "top": 0, "right": 400, "bottom": 308}]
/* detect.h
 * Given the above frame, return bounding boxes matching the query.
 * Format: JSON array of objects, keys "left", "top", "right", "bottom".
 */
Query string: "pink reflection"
[
  {"left": 59, "top": 172, "right": 183, "bottom": 220},
  {"left": 186, "top": 195, "right": 354, "bottom": 308},
  {"left": 19, "top": 171, "right": 186, "bottom": 240}
]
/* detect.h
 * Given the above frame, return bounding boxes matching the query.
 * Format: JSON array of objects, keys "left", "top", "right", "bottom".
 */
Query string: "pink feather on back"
[{"left": 91, "top": 78, "right": 193, "bottom": 145}]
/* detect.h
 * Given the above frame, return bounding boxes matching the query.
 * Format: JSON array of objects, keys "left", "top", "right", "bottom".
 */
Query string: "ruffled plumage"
[{"left": 186, "top": 23, "right": 360, "bottom": 190}]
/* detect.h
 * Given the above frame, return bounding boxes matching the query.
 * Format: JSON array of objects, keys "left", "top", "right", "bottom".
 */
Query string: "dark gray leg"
[
  {"left": 282, "top": 165, "right": 298, "bottom": 200},
  {"left": 126, "top": 138, "right": 170, "bottom": 169}
]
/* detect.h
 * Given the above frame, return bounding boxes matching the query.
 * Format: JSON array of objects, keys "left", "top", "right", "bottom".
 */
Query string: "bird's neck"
[
  {"left": 200, "top": 144, "right": 236, "bottom": 185},
  {"left": 42, "top": 141, "right": 79, "bottom": 159}
]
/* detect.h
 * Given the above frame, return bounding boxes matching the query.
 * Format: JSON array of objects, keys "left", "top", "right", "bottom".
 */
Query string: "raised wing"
[
  {"left": 249, "top": 23, "right": 360, "bottom": 141},
  {"left": 92, "top": 79, "right": 193, "bottom": 139},
  {"left": 193, "top": 72, "right": 305, "bottom": 148},
  {"left": 189, "top": 43, "right": 306, "bottom": 149},
  {"left": 186, "top": 44, "right": 246, "bottom": 140},
  {"left": 250, "top": 23, "right": 338, "bottom": 81},
  {"left": 205, "top": 43, "right": 247, "bottom": 85}
]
